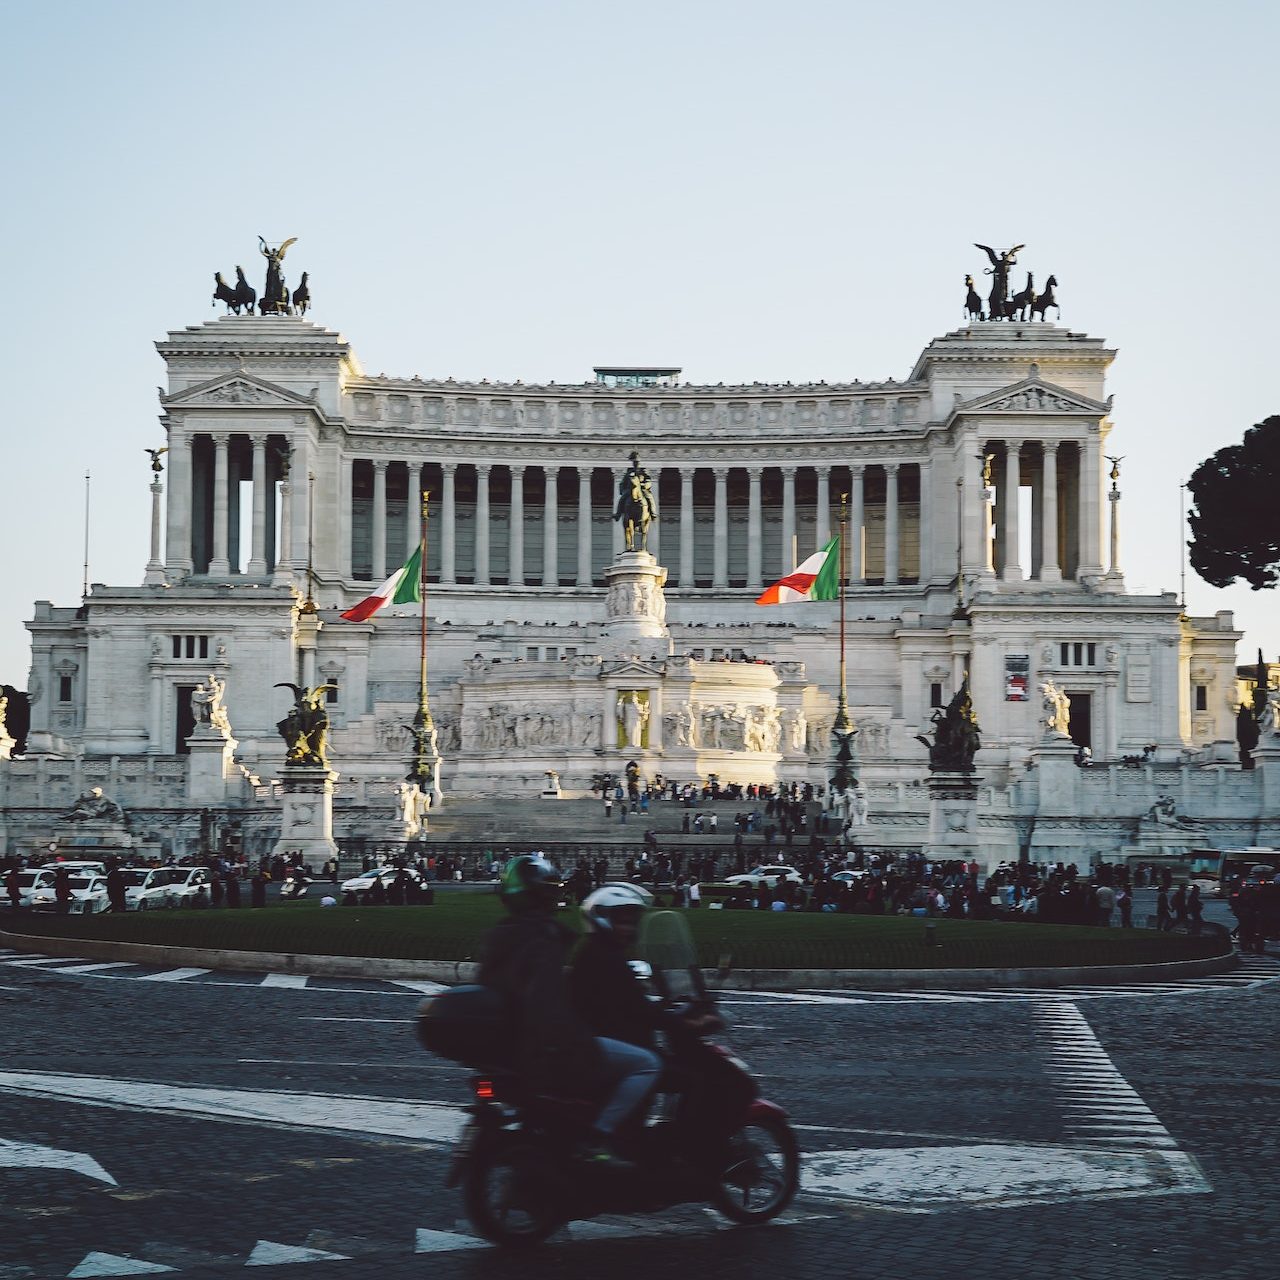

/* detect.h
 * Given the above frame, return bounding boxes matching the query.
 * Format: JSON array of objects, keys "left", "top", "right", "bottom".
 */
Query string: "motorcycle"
[
  {"left": 280, "top": 868, "right": 311, "bottom": 899},
  {"left": 417, "top": 911, "right": 800, "bottom": 1248}
]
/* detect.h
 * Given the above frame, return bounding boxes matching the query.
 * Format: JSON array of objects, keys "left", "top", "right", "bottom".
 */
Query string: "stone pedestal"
[
  {"left": 186, "top": 725, "right": 238, "bottom": 804},
  {"left": 600, "top": 551, "right": 672, "bottom": 658},
  {"left": 924, "top": 771, "right": 980, "bottom": 865},
  {"left": 540, "top": 769, "right": 563, "bottom": 799},
  {"left": 272, "top": 765, "right": 339, "bottom": 863}
]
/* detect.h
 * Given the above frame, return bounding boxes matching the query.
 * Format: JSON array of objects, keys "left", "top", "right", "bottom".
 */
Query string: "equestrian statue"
[{"left": 613, "top": 450, "right": 656, "bottom": 553}]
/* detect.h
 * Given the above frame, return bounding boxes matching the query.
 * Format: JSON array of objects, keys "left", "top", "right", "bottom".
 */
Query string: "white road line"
[
  {"left": 259, "top": 973, "right": 308, "bottom": 988},
  {"left": 45, "top": 962, "right": 138, "bottom": 974},
  {"left": 139, "top": 968, "right": 211, "bottom": 982},
  {"left": 0, "top": 1071, "right": 465, "bottom": 1145},
  {"left": 301, "top": 1016, "right": 415, "bottom": 1024},
  {"left": 392, "top": 980, "right": 449, "bottom": 994},
  {"left": 0, "top": 956, "right": 86, "bottom": 967}
]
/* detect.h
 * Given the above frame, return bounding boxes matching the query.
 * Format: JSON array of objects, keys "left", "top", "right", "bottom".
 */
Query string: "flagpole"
[
  {"left": 413, "top": 490, "right": 435, "bottom": 783},
  {"left": 834, "top": 492, "right": 851, "bottom": 734}
]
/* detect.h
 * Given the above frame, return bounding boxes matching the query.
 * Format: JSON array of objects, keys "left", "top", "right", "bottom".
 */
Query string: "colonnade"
[{"left": 343, "top": 459, "right": 928, "bottom": 589}]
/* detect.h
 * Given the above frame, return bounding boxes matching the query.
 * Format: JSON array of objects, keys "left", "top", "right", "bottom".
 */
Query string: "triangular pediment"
[
  {"left": 604, "top": 658, "right": 667, "bottom": 679},
  {"left": 953, "top": 377, "right": 1110, "bottom": 419},
  {"left": 162, "top": 372, "right": 316, "bottom": 410}
]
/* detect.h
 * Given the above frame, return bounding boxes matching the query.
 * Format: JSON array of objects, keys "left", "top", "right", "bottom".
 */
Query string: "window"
[
  {"left": 58, "top": 675, "right": 73, "bottom": 702},
  {"left": 171, "top": 634, "right": 209, "bottom": 660},
  {"left": 930, "top": 682, "right": 944, "bottom": 708},
  {"left": 545, "top": 647, "right": 558, "bottom": 661},
  {"left": 1058, "top": 642, "right": 1099, "bottom": 668},
  {"left": 1194, "top": 685, "right": 1208, "bottom": 712},
  {"left": 326, "top": 679, "right": 340, "bottom": 706},
  {"left": 526, "top": 646, "right": 540, "bottom": 661}
]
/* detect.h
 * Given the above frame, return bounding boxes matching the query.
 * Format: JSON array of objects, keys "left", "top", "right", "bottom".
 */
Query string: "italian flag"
[
  {"left": 340, "top": 547, "right": 423, "bottom": 622},
  {"left": 755, "top": 536, "right": 840, "bottom": 605}
]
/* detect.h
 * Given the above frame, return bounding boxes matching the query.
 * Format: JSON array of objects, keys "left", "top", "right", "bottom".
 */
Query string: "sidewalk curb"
[{"left": 0, "top": 927, "right": 1239, "bottom": 991}]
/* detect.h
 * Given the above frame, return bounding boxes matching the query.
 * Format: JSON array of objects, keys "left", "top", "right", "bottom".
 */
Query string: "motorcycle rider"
[{"left": 479, "top": 854, "right": 660, "bottom": 1166}]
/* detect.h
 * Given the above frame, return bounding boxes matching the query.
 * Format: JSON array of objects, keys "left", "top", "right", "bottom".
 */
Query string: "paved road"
[{"left": 1, "top": 949, "right": 1277, "bottom": 1280}]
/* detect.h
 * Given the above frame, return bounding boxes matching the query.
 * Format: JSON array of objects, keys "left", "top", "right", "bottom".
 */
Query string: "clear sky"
[{"left": 2, "top": 0, "right": 1277, "bottom": 684}]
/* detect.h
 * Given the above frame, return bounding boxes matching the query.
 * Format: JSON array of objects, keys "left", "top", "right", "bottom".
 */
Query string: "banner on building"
[{"left": 1005, "top": 655, "right": 1030, "bottom": 702}]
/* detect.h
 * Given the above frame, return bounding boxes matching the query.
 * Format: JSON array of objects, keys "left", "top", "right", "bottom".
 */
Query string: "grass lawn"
[{"left": 1, "top": 895, "right": 1228, "bottom": 970}]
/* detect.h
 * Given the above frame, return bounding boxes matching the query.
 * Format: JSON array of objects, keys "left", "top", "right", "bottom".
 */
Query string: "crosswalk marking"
[
  {"left": 48, "top": 962, "right": 139, "bottom": 974},
  {"left": 259, "top": 973, "right": 308, "bottom": 988},
  {"left": 139, "top": 968, "right": 210, "bottom": 982}
]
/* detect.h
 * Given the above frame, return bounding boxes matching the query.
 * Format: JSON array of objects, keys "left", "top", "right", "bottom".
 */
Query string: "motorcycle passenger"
[{"left": 478, "top": 854, "right": 659, "bottom": 1167}]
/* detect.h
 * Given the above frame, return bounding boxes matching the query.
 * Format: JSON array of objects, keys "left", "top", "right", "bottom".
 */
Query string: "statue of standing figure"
[
  {"left": 975, "top": 243, "right": 1025, "bottom": 322},
  {"left": 915, "top": 675, "right": 982, "bottom": 773},
  {"left": 618, "top": 691, "right": 649, "bottom": 748},
  {"left": 1039, "top": 680, "right": 1071, "bottom": 738},
  {"left": 258, "top": 236, "right": 297, "bottom": 315},
  {"left": 191, "top": 671, "right": 231, "bottom": 735}
]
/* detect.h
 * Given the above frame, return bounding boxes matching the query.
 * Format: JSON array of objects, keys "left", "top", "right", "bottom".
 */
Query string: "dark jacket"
[
  {"left": 479, "top": 912, "right": 604, "bottom": 1092},
  {"left": 569, "top": 931, "right": 667, "bottom": 1052}
]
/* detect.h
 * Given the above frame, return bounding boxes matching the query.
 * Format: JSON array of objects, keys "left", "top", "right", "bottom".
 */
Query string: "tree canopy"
[{"left": 1187, "top": 415, "right": 1280, "bottom": 590}]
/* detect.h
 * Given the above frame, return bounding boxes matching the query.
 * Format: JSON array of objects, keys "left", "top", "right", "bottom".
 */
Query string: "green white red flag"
[
  {"left": 754, "top": 536, "right": 840, "bottom": 605},
  {"left": 340, "top": 547, "right": 423, "bottom": 621}
]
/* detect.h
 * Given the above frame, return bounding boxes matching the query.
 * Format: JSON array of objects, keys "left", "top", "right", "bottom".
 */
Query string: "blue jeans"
[{"left": 593, "top": 1037, "right": 662, "bottom": 1136}]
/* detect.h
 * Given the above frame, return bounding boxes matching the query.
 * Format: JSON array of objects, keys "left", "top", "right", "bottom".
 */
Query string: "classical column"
[
  {"left": 144, "top": 476, "right": 165, "bottom": 585},
  {"left": 475, "top": 463, "right": 491, "bottom": 586},
  {"left": 441, "top": 462, "right": 457, "bottom": 585},
  {"left": 209, "top": 433, "right": 230, "bottom": 575},
  {"left": 404, "top": 461, "right": 420, "bottom": 560},
  {"left": 509, "top": 465, "right": 525, "bottom": 585},
  {"left": 248, "top": 435, "right": 268, "bottom": 576},
  {"left": 680, "top": 468, "right": 695, "bottom": 587},
  {"left": 165, "top": 431, "right": 193, "bottom": 577},
  {"left": 884, "top": 462, "right": 900, "bottom": 585},
  {"left": 577, "top": 466, "right": 592, "bottom": 586},
  {"left": 273, "top": 477, "right": 293, "bottom": 586},
  {"left": 713, "top": 467, "right": 729, "bottom": 588},
  {"left": 148, "top": 667, "right": 163, "bottom": 755},
  {"left": 1081, "top": 431, "right": 1104, "bottom": 578},
  {"left": 1040, "top": 442, "right": 1061, "bottom": 582},
  {"left": 648, "top": 468, "right": 661, "bottom": 563},
  {"left": 371, "top": 459, "right": 389, "bottom": 581},
  {"left": 815, "top": 466, "right": 831, "bottom": 549},
  {"left": 979, "top": 454, "right": 995, "bottom": 575},
  {"left": 1002, "top": 441, "right": 1023, "bottom": 581},
  {"left": 338, "top": 454, "right": 353, "bottom": 577},
  {"left": 781, "top": 465, "right": 797, "bottom": 574},
  {"left": 747, "top": 466, "right": 763, "bottom": 591},
  {"left": 917, "top": 462, "right": 932, "bottom": 582},
  {"left": 542, "top": 465, "right": 558, "bottom": 586},
  {"left": 848, "top": 465, "right": 864, "bottom": 584},
  {"left": 611, "top": 468, "right": 625, "bottom": 556}
]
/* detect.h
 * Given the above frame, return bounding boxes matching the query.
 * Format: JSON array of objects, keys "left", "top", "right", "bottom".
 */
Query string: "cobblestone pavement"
[{"left": 1, "top": 951, "right": 1277, "bottom": 1280}]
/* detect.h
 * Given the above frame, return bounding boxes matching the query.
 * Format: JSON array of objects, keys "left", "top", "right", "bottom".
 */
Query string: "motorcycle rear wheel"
[
  {"left": 711, "top": 1113, "right": 800, "bottom": 1224},
  {"left": 462, "top": 1136, "right": 565, "bottom": 1248}
]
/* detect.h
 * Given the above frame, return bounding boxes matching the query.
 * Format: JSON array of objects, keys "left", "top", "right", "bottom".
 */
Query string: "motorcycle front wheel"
[
  {"left": 462, "top": 1136, "right": 565, "bottom": 1248},
  {"left": 711, "top": 1113, "right": 800, "bottom": 1224}
]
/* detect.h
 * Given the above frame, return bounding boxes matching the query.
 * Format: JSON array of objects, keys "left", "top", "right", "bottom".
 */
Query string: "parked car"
[
  {"left": 49, "top": 860, "right": 107, "bottom": 877},
  {"left": 167, "top": 866, "right": 212, "bottom": 907},
  {"left": 341, "top": 864, "right": 429, "bottom": 895},
  {"left": 12, "top": 869, "right": 58, "bottom": 908},
  {"left": 31, "top": 873, "right": 110, "bottom": 915},
  {"left": 119, "top": 866, "right": 176, "bottom": 911},
  {"left": 724, "top": 865, "right": 803, "bottom": 889}
]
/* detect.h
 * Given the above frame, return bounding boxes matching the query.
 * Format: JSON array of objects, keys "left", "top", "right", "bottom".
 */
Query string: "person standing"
[
  {"left": 54, "top": 867, "right": 73, "bottom": 916},
  {"left": 106, "top": 862, "right": 128, "bottom": 913},
  {"left": 5, "top": 864, "right": 22, "bottom": 911},
  {"left": 1187, "top": 884, "right": 1203, "bottom": 936},
  {"left": 1095, "top": 882, "right": 1115, "bottom": 927},
  {"left": 1156, "top": 885, "right": 1172, "bottom": 931},
  {"left": 1116, "top": 883, "right": 1133, "bottom": 929},
  {"left": 1170, "top": 884, "right": 1188, "bottom": 930}
]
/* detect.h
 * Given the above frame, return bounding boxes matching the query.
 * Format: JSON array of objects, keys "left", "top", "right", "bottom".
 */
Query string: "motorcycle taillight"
[{"left": 474, "top": 1078, "right": 496, "bottom": 1101}]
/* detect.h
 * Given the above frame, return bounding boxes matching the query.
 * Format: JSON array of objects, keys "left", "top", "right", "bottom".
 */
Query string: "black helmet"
[{"left": 499, "top": 852, "right": 564, "bottom": 912}]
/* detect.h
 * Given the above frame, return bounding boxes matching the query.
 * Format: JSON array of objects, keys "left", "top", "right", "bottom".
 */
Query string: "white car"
[
  {"left": 167, "top": 867, "right": 212, "bottom": 907},
  {"left": 12, "top": 869, "right": 58, "bottom": 908},
  {"left": 50, "top": 860, "right": 107, "bottom": 877},
  {"left": 724, "top": 865, "right": 803, "bottom": 889},
  {"left": 341, "top": 865, "right": 428, "bottom": 894},
  {"left": 31, "top": 873, "right": 110, "bottom": 915},
  {"left": 119, "top": 866, "right": 177, "bottom": 911}
]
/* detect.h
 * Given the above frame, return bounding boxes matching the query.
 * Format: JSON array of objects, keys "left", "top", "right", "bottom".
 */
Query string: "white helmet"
[{"left": 581, "top": 882, "right": 654, "bottom": 933}]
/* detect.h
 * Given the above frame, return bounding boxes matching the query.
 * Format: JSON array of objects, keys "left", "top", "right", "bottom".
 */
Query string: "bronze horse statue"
[
  {"left": 1007, "top": 272, "right": 1035, "bottom": 321},
  {"left": 292, "top": 271, "right": 311, "bottom": 316},
  {"left": 213, "top": 268, "right": 257, "bottom": 315},
  {"left": 1031, "top": 274, "right": 1059, "bottom": 321},
  {"left": 963, "top": 274, "right": 985, "bottom": 321}
]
